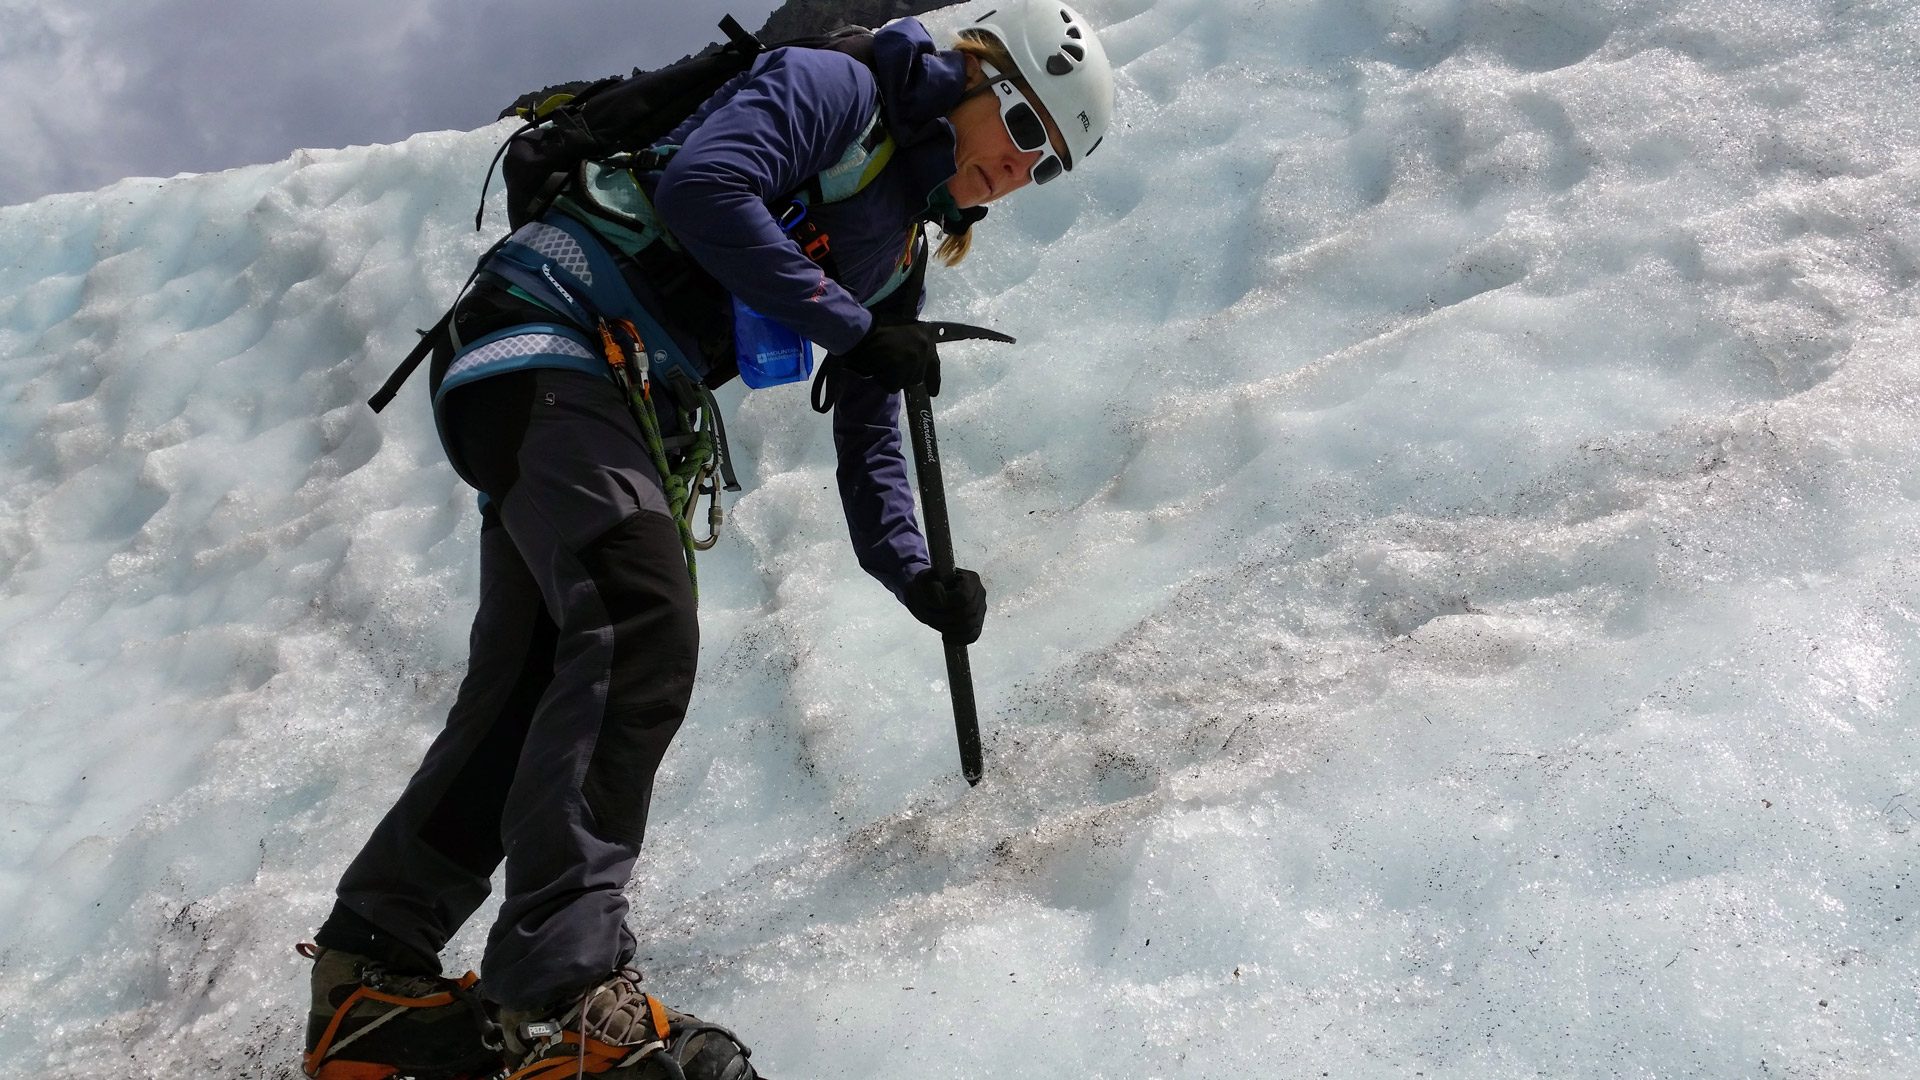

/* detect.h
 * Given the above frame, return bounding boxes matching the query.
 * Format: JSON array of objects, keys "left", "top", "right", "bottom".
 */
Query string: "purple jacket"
[{"left": 647, "top": 19, "right": 971, "bottom": 600}]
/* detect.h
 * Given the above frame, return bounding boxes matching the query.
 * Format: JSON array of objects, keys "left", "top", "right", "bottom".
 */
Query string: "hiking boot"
[
  {"left": 301, "top": 943, "right": 505, "bottom": 1080},
  {"left": 499, "top": 971, "right": 758, "bottom": 1079}
]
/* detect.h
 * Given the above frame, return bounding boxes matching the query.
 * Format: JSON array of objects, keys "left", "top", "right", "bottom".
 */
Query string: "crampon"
[
  {"left": 502, "top": 970, "right": 759, "bottom": 1080},
  {"left": 300, "top": 943, "right": 506, "bottom": 1080}
]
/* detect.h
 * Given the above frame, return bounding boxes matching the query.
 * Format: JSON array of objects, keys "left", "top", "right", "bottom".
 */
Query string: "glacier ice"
[{"left": 2, "top": 0, "right": 1918, "bottom": 1076}]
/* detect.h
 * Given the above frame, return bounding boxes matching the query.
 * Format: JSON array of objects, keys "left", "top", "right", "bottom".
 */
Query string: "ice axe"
[{"left": 905, "top": 321, "right": 1015, "bottom": 786}]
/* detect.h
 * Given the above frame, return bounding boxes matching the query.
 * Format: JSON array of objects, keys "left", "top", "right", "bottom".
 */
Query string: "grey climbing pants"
[{"left": 329, "top": 367, "right": 698, "bottom": 1011}]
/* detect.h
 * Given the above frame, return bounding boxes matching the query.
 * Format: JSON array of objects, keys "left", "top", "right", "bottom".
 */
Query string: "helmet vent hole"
[
  {"left": 1061, "top": 8, "right": 1072, "bottom": 21},
  {"left": 1066, "top": 25, "right": 1083, "bottom": 38},
  {"left": 1061, "top": 41, "right": 1085, "bottom": 61},
  {"left": 976, "top": 9, "right": 997, "bottom": 22},
  {"left": 1046, "top": 53, "right": 1075, "bottom": 75}
]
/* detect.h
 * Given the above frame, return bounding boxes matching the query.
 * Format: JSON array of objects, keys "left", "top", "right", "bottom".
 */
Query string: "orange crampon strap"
[
  {"left": 299, "top": 946, "right": 479, "bottom": 1079},
  {"left": 502, "top": 994, "right": 673, "bottom": 1080},
  {"left": 504, "top": 1035, "right": 649, "bottom": 1079},
  {"left": 310, "top": 1063, "right": 408, "bottom": 1080}
]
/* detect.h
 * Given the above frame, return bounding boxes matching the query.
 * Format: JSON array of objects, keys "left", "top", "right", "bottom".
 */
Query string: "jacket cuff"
[
  {"left": 822, "top": 305, "right": 874, "bottom": 356},
  {"left": 889, "top": 558, "right": 933, "bottom": 604}
]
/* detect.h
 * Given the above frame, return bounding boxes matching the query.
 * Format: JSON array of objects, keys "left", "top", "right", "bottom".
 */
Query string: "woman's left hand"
[{"left": 836, "top": 319, "right": 941, "bottom": 395}]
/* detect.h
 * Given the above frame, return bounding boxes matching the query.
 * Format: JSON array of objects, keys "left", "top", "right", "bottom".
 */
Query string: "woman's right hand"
[{"left": 835, "top": 319, "right": 940, "bottom": 395}]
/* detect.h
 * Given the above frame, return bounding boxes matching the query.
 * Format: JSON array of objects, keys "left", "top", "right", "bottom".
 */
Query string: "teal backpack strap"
[
  {"left": 862, "top": 228, "right": 924, "bottom": 310},
  {"left": 794, "top": 108, "right": 897, "bottom": 207}
]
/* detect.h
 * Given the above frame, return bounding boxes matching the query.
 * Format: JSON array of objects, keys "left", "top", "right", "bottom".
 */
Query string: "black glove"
[
  {"left": 836, "top": 319, "right": 941, "bottom": 396},
  {"left": 904, "top": 567, "right": 987, "bottom": 644}
]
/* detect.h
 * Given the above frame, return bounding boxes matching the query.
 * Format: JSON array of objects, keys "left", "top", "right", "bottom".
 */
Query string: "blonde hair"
[
  {"left": 954, "top": 30, "right": 1020, "bottom": 84},
  {"left": 934, "top": 227, "right": 971, "bottom": 267},
  {"left": 936, "top": 32, "right": 1024, "bottom": 266}
]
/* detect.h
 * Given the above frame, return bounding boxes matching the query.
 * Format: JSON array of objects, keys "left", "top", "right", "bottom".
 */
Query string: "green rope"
[
  {"left": 629, "top": 382, "right": 711, "bottom": 600},
  {"left": 602, "top": 321, "right": 714, "bottom": 601}
]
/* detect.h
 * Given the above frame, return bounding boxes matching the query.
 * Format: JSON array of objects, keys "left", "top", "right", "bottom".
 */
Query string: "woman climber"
[{"left": 300, "top": 3, "right": 1115, "bottom": 1077}]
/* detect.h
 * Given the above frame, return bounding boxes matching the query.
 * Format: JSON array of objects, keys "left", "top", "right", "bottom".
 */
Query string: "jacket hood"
[
  {"left": 870, "top": 18, "right": 971, "bottom": 206},
  {"left": 872, "top": 18, "right": 971, "bottom": 139}
]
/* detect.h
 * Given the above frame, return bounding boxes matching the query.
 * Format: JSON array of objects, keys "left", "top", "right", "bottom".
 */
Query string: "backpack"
[
  {"left": 494, "top": 16, "right": 778, "bottom": 231},
  {"left": 369, "top": 16, "right": 893, "bottom": 413}
]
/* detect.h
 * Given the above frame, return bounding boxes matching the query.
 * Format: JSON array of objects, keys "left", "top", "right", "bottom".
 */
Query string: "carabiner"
[{"left": 687, "top": 463, "right": 723, "bottom": 551}]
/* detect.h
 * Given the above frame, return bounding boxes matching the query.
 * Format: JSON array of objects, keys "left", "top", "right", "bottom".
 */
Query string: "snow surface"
[{"left": 3, "top": 0, "right": 1919, "bottom": 1076}]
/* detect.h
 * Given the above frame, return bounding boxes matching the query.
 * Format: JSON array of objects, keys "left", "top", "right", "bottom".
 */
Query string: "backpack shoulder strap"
[
  {"left": 802, "top": 30, "right": 896, "bottom": 205},
  {"left": 796, "top": 106, "right": 896, "bottom": 206},
  {"left": 624, "top": 29, "right": 895, "bottom": 210}
]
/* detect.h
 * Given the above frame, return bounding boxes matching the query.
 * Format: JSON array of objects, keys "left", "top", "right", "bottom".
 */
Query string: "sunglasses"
[{"left": 980, "top": 63, "right": 1065, "bottom": 185}]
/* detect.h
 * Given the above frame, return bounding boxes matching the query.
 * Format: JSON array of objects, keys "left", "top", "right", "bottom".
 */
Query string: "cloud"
[
  {"left": 1, "top": 0, "right": 785, "bottom": 207},
  {"left": 0, "top": 1, "right": 137, "bottom": 203}
]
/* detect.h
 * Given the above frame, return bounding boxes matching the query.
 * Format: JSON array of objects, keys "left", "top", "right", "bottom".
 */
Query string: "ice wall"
[{"left": 2, "top": 0, "right": 1918, "bottom": 1077}]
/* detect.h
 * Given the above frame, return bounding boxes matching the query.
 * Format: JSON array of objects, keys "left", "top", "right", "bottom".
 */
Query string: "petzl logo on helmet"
[{"left": 1078, "top": 111, "right": 1091, "bottom": 132}]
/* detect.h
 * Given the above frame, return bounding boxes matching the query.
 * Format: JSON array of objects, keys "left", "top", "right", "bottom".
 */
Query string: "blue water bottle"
[{"left": 733, "top": 297, "right": 814, "bottom": 389}]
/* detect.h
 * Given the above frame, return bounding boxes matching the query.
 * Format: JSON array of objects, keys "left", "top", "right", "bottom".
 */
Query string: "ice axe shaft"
[
  {"left": 905, "top": 321, "right": 1013, "bottom": 787},
  {"left": 905, "top": 385, "right": 982, "bottom": 785}
]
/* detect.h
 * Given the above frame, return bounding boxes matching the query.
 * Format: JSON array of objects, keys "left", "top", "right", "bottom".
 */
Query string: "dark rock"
[{"left": 753, "top": 0, "right": 956, "bottom": 43}]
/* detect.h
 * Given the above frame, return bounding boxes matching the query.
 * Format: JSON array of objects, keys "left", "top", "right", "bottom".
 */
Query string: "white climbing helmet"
[{"left": 966, "top": 0, "right": 1115, "bottom": 172}]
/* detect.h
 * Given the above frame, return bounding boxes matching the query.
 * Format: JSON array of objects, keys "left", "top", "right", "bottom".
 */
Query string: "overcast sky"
[{"left": 1, "top": 0, "right": 790, "bottom": 207}]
